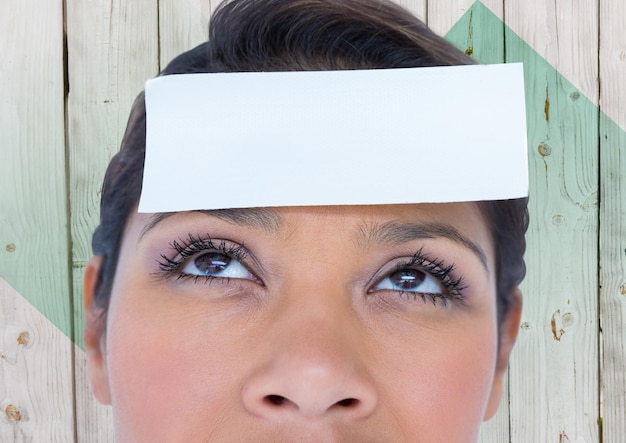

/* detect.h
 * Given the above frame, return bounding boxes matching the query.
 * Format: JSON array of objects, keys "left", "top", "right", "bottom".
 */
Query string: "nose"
[{"left": 241, "top": 301, "right": 378, "bottom": 420}]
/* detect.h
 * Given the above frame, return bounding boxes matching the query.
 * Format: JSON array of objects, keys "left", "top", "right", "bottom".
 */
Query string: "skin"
[{"left": 84, "top": 203, "right": 522, "bottom": 442}]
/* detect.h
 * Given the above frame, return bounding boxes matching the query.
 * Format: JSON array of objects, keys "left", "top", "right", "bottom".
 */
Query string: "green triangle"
[{"left": 445, "top": 1, "right": 623, "bottom": 216}]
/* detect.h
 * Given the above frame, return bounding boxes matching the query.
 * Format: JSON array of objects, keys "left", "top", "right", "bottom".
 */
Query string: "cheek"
[
  {"left": 103, "top": 285, "right": 246, "bottom": 439},
  {"left": 381, "top": 325, "right": 498, "bottom": 440}
]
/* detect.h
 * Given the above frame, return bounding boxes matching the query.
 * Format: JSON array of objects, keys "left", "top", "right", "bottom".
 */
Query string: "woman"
[{"left": 83, "top": 0, "right": 528, "bottom": 440}]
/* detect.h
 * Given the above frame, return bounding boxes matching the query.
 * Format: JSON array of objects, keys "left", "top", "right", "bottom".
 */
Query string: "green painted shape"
[
  {"left": 0, "top": 208, "right": 73, "bottom": 340},
  {"left": 73, "top": 270, "right": 86, "bottom": 350},
  {"left": 0, "top": 4, "right": 73, "bottom": 341},
  {"left": 445, "top": 1, "right": 504, "bottom": 64},
  {"left": 445, "top": 2, "right": 603, "bottom": 214},
  {"left": 0, "top": 168, "right": 73, "bottom": 341},
  {"left": 445, "top": 3, "right": 619, "bottom": 441}
]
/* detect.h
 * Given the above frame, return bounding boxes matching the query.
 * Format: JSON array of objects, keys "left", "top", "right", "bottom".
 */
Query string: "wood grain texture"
[
  {"left": 0, "top": 0, "right": 72, "bottom": 339},
  {"left": 0, "top": 279, "right": 74, "bottom": 441},
  {"left": 159, "top": 0, "right": 214, "bottom": 68},
  {"left": 503, "top": 0, "right": 600, "bottom": 107},
  {"left": 66, "top": 0, "right": 160, "bottom": 306},
  {"left": 446, "top": 0, "right": 505, "bottom": 65},
  {"left": 394, "top": 0, "right": 426, "bottom": 21},
  {"left": 66, "top": 0, "right": 159, "bottom": 440},
  {"left": 599, "top": 0, "right": 626, "bottom": 440},
  {"left": 504, "top": 0, "right": 600, "bottom": 441},
  {"left": 73, "top": 343, "right": 114, "bottom": 442},
  {"left": 478, "top": 372, "right": 510, "bottom": 443},
  {"left": 428, "top": 0, "right": 503, "bottom": 36},
  {"left": 0, "top": 1, "right": 74, "bottom": 439}
]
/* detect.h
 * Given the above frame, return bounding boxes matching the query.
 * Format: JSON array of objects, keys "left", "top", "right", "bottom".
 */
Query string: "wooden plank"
[
  {"left": 159, "top": 0, "right": 213, "bottom": 68},
  {"left": 504, "top": 1, "right": 600, "bottom": 441},
  {"left": 436, "top": 0, "right": 505, "bottom": 64},
  {"left": 394, "top": 0, "right": 426, "bottom": 22},
  {"left": 599, "top": 0, "right": 626, "bottom": 440},
  {"left": 73, "top": 345, "right": 114, "bottom": 442},
  {"left": 428, "top": 0, "right": 503, "bottom": 37},
  {"left": 66, "top": 0, "right": 159, "bottom": 439},
  {"left": 0, "top": 279, "right": 74, "bottom": 441},
  {"left": 0, "top": 0, "right": 72, "bottom": 340},
  {"left": 502, "top": 1, "right": 599, "bottom": 108},
  {"left": 478, "top": 372, "right": 510, "bottom": 443},
  {"left": 0, "top": 1, "right": 75, "bottom": 439},
  {"left": 442, "top": 5, "right": 508, "bottom": 441}
]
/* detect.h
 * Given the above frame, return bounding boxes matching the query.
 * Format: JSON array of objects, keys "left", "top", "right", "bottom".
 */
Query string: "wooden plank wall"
[{"left": 1, "top": 0, "right": 624, "bottom": 441}]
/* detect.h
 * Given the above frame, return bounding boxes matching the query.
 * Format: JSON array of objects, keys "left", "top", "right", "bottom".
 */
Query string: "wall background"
[{"left": 1, "top": 0, "right": 624, "bottom": 441}]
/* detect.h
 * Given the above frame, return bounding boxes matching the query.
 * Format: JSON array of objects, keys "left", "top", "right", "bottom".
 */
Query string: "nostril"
[
  {"left": 335, "top": 398, "right": 359, "bottom": 408},
  {"left": 265, "top": 394, "right": 287, "bottom": 406},
  {"left": 263, "top": 395, "right": 361, "bottom": 412}
]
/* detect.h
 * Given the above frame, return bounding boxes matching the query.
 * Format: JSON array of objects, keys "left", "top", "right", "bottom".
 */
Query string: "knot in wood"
[
  {"left": 5, "top": 404, "right": 21, "bottom": 422},
  {"left": 538, "top": 142, "right": 552, "bottom": 157},
  {"left": 17, "top": 331, "right": 30, "bottom": 346},
  {"left": 520, "top": 321, "right": 532, "bottom": 331}
]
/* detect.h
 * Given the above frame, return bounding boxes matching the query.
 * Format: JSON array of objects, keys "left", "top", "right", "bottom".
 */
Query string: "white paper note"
[{"left": 139, "top": 63, "right": 528, "bottom": 213}]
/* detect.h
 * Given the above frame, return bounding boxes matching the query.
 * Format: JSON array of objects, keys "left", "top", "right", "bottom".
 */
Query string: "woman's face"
[{"left": 85, "top": 203, "right": 520, "bottom": 442}]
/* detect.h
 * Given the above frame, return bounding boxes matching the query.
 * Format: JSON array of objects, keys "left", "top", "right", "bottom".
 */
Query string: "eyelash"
[
  {"left": 154, "top": 236, "right": 467, "bottom": 307},
  {"left": 382, "top": 248, "right": 467, "bottom": 307},
  {"left": 155, "top": 234, "right": 249, "bottom": 283}
]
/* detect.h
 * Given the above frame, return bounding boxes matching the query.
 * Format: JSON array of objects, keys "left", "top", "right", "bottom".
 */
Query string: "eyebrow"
[
  {"left": 356, "top": 220, "right": 489, "bottom": 270},
  {"left": 140, "top": 208, "right": 283, "bottom": 239},
  {"left": 139, "top": 208, "right": 488, "bottom": 270}
]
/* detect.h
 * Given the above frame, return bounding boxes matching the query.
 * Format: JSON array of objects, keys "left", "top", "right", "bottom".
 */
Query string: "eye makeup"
[
  {"left": 154, "top": 233, "right": 258, "bottom": 284},
  {"left": 152, "top": 231, "right": 469, "bottom": 310},
  {"left": 368, "top": 247, "right": 468, "bottom": 308}
]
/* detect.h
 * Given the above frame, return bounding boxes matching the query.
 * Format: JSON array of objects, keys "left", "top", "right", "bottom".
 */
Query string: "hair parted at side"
[{"left": 91, "top": 0, "right": 527, "bottom": 326}]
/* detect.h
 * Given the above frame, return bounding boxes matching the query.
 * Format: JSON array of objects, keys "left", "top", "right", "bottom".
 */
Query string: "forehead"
[{"left": 138, "top": 203, "right": 487, "bottom": 235}]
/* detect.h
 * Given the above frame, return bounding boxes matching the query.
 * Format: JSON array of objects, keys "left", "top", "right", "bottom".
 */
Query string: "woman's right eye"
[
  {"left": 157, "top": 235, "right": 260, "bottom": 284},
  {"left": 181, "top": 252, "right": 255, "bottom": 280}
]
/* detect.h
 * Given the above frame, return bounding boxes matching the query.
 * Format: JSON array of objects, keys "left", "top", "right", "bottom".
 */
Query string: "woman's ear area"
[
  {"left": 484, "top": 287, "right": 523, "bottom": 420},
  {"left": 83, "top": 255, "right": 112, "bottom": 405}
]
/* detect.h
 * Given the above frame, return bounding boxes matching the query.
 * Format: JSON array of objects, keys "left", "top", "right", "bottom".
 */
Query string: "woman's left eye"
[
  {"left": 373, "top": 268, "right": 444, "bottom": 295},
  {"left": 182, "top": 252, "right": 254, "bottom": 280}
]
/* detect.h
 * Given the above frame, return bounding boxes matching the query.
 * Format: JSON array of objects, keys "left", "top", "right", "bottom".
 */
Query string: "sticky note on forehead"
[{"left": 139, "top": 63, "right": 528, "bottom": 213}]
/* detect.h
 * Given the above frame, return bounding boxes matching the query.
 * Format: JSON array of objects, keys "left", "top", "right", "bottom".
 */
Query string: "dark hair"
[{"left": 91, "top": 0, "right": 528, "bottom": 326}]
